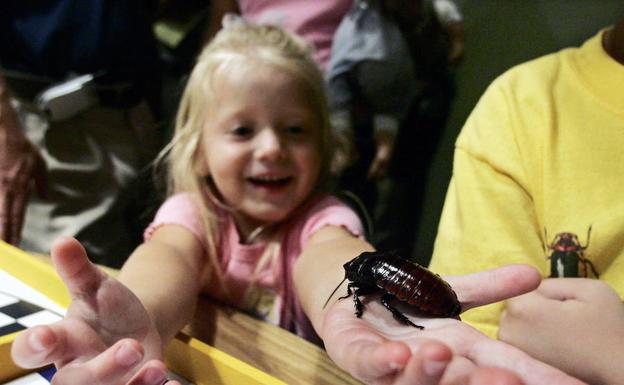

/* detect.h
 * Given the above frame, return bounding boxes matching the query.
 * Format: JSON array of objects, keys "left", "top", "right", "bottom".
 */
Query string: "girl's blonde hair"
[{"left": 157, "top": 24, "right": 343, "bottom": 292}]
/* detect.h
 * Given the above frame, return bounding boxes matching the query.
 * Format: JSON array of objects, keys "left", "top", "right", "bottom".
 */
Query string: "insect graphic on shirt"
[
  {"left": 544, "top": 226, "right": 599, "bottom": 278},
  {"left": 323, "top": 251, "right": 461, "bottom": 329}
]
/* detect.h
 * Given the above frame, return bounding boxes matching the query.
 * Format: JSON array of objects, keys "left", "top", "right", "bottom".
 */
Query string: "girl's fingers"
[
  {"left": 51, "top": 339, "right": 150, "bottom": 385},
  {"left": 393, "top": 341, "right": 453, "bottom": 385},
  {"left": 11, "top": 319, "right": 106, "bottom": 369},
  {"left": 343, "top": 340, "right": 411, "bottom": 383},
  {"left": 126, "top": 360, "right": 171, "bottom": 385},
  {"left": 13, "top": 323, "right": 170, "bottom": 385},
  {"left": 11, "top": 325, "right": 58, "bottom": 369},
  {"left": 446, "top": 264, "right": 541, "bottom": 311},
  {"left": 50, "top": 237, "right": 107, "bottom": 299}
]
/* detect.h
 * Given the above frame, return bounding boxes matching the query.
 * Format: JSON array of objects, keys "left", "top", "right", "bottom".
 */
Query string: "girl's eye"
[
  {"left": 231, "top": 126, "right": 253, "bottom": 137},
  {"left": 286, "top": 125, "right": 305, "bottom": 135}
]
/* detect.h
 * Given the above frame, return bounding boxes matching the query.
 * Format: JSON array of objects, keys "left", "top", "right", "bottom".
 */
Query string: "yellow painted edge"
[
  {"left": 166, "top": 335, "right": 287, "bottom": 385},
  {"left": 0, "top": 241, "right": 71, "bottom": 308}
]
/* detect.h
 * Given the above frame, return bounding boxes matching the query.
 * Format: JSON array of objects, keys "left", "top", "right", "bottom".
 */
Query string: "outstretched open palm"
[
  {"left": 11, "top": 237, "right": 177, "bottom": 385},
  {"left": 321, "top": 265, "right": 588, "bottom": 385}
]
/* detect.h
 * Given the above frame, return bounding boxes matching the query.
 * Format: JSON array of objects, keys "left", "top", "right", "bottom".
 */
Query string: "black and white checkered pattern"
[{"left": 0, "top": 291, "right": 62, "bottom": 337}]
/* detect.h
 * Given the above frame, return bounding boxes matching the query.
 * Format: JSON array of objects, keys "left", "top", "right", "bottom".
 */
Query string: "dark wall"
[{"left": 413, "top": 0, "right": 624, "bottom": 264}]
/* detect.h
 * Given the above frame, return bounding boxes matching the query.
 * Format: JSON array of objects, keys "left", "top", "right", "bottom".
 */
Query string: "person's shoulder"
[
  {"left": 290, "top": 193, "right": 365, "bottom": 240},
  {"left": 298, "top": 193, "right": 362, "bottom": 220},
  {"left": 492, "top": 51, "right": 564, "bottom": 93},
  {"left": 307, "top": 194, "right": 351, "bottom": 210},
  {"left": 161, "top": 192, "right": 199, "bottom": 208},
  {"left": 456, "top": 51, "right": 566, "bottom": 152},
  {"left": 156, "top": 192, "right": 213, "bottom": 220},
  {"left": 490, "top": 37, "right": 593, "bottom": 97},
  {"left": 465, "top": 47, "right": 574, "bottom": 129}
]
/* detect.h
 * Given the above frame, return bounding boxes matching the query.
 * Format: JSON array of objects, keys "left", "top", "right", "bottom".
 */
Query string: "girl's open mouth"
[{"left": 247, "top": 176, "right": 292, "bottom": 187}]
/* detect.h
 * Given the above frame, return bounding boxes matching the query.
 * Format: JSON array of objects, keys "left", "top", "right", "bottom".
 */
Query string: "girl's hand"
[
  {"left": 11, "top": 237, "right": 178, "bottom": 385},
  {"left": 320, "top": 265, "right": 588, "bottom": 385},
  {"left": 499, "top": 278, "right": 624, "bottom": 385}
]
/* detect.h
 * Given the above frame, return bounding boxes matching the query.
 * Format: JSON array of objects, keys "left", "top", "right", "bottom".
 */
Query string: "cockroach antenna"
[{"left": 322, "top": 276, "right": 348, "bottom": 309}]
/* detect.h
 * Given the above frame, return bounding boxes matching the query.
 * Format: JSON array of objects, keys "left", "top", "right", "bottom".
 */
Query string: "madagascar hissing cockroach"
[{"left": 323, "top": 251, "right": 461, "bottom": 329}]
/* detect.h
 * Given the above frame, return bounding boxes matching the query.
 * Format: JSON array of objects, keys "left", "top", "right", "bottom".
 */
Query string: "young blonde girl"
[
  {"left": 11, "top": 23, "right": 566, "bottom": 385},
  {"left": 148, "top": 21, "right": 361, "bottom": 343}
]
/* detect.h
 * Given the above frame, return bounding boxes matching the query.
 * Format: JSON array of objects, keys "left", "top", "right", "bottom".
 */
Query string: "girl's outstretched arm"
[
  {"left": 11, "top": 226, "right": 206, "bottom": 385},
  {"left": 293, "top": 226, "right": 588, "bottom": 385},
  {"left": 118, "top": 225, "right": 207, "bottom": 344}
]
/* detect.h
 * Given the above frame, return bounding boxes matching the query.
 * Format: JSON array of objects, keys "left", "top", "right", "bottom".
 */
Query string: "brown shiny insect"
[{"left": 323, "top": 251, "right": 461, "bottom": 329}]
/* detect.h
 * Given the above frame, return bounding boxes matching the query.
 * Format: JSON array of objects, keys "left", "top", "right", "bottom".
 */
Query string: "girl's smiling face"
[{"left": 199, "top": 62, "right": 323, "bottom": 238}]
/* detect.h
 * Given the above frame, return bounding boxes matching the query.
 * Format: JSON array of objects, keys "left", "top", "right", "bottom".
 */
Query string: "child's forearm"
[
  {"left": 118, "top": 234, "right": 206, "bottom": 345},
  {"left": 293, "top": 227, "right": 373, "bottom": 334}
]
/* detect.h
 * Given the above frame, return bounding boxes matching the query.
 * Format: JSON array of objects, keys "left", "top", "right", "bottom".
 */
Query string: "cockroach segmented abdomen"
[{"left": 325, "top": 251, "right": 462, "bottom": 328}]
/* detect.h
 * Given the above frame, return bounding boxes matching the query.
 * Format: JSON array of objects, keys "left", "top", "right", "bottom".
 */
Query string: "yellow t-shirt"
[{"left": 430, "top": 29, "right": 624, "bottom": 338}]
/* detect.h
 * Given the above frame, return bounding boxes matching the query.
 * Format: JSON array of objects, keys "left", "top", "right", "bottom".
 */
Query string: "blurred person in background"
[{"left": 0, "top": 0, "right": 164, "bottom": 267}]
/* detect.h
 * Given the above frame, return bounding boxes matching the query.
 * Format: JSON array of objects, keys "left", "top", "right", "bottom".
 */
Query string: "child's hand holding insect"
[
  {"left": 295, "top": 232, "right": 589, "bottom": 385},
  {"left": 499, "top": 278, "right": 624, "bottom": 385}
]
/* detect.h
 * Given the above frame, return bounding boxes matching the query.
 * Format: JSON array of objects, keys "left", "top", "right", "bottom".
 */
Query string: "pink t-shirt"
[
  {"left": 144, "top": 193, "right": 364, "bottom": 343},
  {"left": 237, "top": 0, "right": 352, "bottom": 70}
]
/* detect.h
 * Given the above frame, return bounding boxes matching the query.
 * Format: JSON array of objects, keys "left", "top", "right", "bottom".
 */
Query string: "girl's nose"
[{"left": 256, "top": 128, "right": 285, "bottom": 160}]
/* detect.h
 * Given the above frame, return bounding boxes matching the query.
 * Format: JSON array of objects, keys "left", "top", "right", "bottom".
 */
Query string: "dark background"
[{"left": 411, "top": 0, "right": 624, "bottom": 264}]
